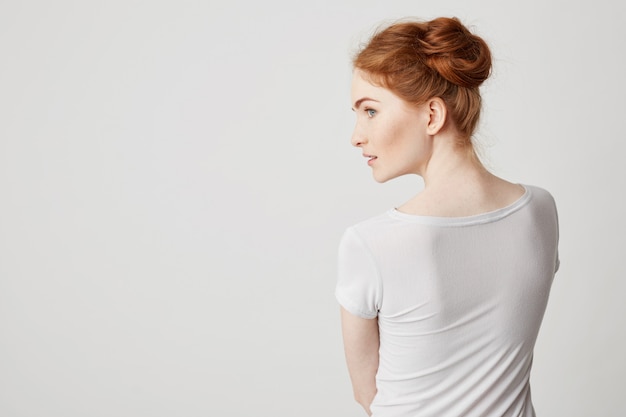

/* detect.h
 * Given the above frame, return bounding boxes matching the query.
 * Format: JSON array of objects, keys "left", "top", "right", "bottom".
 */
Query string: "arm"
[{"left": 340, "top": 306, "right": 379, "bottom": 416}]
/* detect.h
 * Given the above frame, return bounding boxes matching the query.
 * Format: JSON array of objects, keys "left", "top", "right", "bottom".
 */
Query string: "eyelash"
[{"left": 365, "top": 108, "right": 376, "bottom": 118}]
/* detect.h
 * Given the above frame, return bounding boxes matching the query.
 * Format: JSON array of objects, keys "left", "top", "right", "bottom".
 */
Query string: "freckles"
[
  {"left": 386, "top": 124, "right": 405, "bottom": 147},
  {"left": 379, "top": 121, "right": 398, "bottom": 143}
]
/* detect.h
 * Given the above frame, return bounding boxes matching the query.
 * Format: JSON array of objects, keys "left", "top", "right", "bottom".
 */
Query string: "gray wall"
[{"left": 1, "top": 0, "right": 624, "bottom": 416}]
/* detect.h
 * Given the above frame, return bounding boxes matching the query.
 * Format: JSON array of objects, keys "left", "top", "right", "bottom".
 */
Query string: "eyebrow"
[{"left": 352, "top": 97, "right": 379, "bottom": 111}]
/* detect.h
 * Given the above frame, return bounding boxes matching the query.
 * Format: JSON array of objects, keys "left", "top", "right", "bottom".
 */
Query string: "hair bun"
[{"left": 419, "top": 17, "right": 492, "bottom": 88}]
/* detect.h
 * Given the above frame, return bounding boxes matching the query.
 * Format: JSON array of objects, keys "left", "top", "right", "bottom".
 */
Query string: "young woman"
[{"left": 336, "top": 17, "right": 560, "bottom": 417}]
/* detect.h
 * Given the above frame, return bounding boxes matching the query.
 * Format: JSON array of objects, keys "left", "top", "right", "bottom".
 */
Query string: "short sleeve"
[
  {"left": 553, "top": 195, "right": 560, "bottom": 274},
  {"left": 335, "top": 227, "right": 381, "bottom": 319},
  {"left": 555, "top": 250, "right": 560, "bottom": 273}
]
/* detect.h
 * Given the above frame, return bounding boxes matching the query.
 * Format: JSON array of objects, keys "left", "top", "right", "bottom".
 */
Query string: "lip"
[{"left": 364, "top": 154, "right": 377, "bottom": 166}]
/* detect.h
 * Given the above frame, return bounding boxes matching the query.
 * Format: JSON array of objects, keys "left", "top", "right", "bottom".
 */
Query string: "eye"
[{"left": 365, "top": 108, "right": 376, "bottom": 118}]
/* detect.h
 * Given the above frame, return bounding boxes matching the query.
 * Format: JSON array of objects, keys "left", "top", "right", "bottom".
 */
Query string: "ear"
[{"left": 425, "top": 97, "right": 447, "bottom": 135}]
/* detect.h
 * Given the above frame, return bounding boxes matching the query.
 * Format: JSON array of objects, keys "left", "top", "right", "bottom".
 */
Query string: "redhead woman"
[{"left": 336, "top": 17, "right": 560, "bottom": 417}]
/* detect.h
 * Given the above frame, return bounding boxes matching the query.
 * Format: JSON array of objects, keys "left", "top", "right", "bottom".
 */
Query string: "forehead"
[
  {"left": 351, "top": 70, "right": 381, "bottom": 96},
  {"left": 351, "top": 69, "right": 401, "bottom": 106}
]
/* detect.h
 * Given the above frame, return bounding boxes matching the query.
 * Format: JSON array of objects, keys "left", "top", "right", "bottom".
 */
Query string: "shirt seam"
[{"left": 349, "top": 226, "right": 384, "bottom": 314}]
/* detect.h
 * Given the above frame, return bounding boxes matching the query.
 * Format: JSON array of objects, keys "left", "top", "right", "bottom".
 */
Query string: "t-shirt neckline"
[{"left": 387, "top": 184, "right": 532, "bottom": 226}]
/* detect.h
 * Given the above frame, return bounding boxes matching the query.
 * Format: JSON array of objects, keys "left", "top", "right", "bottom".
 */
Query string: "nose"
[{"left": 350, "top": 123, "right": 366, "bottom": 147}]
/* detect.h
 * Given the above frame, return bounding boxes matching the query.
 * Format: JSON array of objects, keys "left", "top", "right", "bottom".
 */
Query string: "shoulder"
[
  {"left": 524, "top": 184, "right": 558, "bottom": 210},
  {"left": 525, "top": 184, "right": 555, "bottom": 200},
  {"left": 338, "top": 211, "right": 398, "bottom": 261},
  {"left": 341, "top": 211, "right": 401, "bottom": 247},
  {"left": 519, "top": 185, "right": 560, "bottom": 231}
]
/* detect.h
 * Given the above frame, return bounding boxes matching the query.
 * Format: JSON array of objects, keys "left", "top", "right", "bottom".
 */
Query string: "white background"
[{"left": 1, "top": 0, "right": 624, "bottom": 416}]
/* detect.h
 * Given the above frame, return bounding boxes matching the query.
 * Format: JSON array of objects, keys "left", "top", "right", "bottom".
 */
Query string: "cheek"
[
  {"left": 385, "top": 123, "right": 415, "bottom": 153},
  {"left": 378, "top": 121, "right": 403, "bottom": 149}
]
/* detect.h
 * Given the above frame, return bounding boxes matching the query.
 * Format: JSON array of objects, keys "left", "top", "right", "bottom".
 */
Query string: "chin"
[
  {"left": 372, "top": 168, "right": 411, "bottom": 183},
  {"left": 372, "top": 172, "right": 395, "bottom": 183}
]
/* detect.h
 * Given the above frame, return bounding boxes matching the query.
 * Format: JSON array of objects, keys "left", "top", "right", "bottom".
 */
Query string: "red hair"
[{"left": 354, "top": 17, "right": 492, "bottom": 143}]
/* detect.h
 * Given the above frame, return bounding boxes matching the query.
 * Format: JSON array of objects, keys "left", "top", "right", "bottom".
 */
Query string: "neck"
[
  {"left": 398, "top": 131, "right": 522, "bottom": 217},
  {"left": 419, "top": 137, "right": 489, "bottom": 191}
]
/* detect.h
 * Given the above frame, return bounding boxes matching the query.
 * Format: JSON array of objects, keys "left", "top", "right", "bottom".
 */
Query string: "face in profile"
[{"left": 350, "top": 69, "right": 433, "bottom": 183}]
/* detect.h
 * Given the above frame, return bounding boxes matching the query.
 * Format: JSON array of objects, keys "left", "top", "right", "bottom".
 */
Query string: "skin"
[
  {"left": 341, "top": 69, "right": 526, "bottom": 415},
  {"left": 340, "top": 307, "right": 378, "bottom": 416}
]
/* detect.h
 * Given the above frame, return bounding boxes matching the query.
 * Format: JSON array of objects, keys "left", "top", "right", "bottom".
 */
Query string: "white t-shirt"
[{"left": 336, "top": 185, "right": 559, "bottom": 417}]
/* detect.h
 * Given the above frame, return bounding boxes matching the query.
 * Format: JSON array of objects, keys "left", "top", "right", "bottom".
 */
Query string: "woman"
[{"left": 336, "top": 17, "right": 560, "bottom": 417}]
